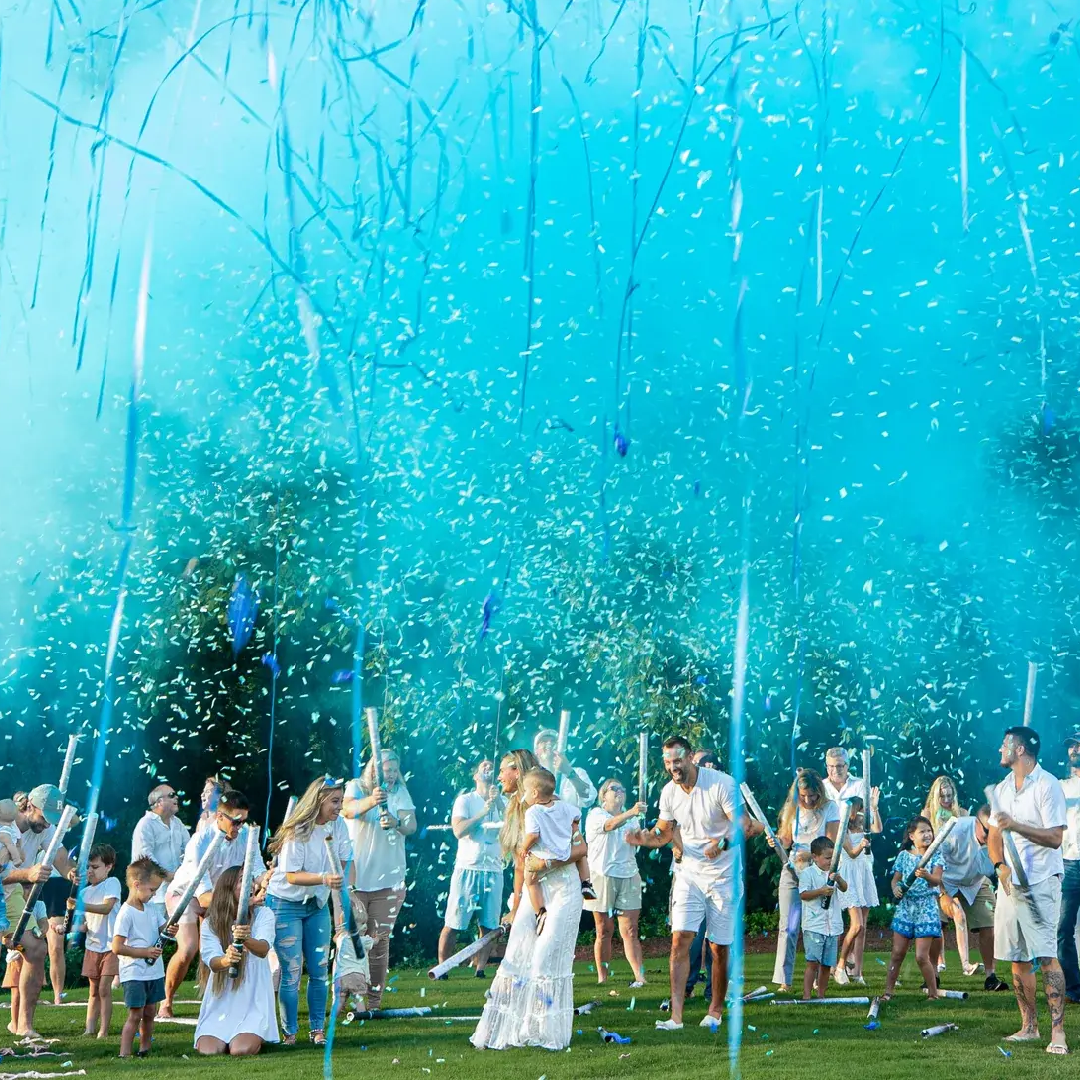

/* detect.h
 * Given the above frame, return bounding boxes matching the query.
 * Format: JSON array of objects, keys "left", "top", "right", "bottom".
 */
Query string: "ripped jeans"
[{"left": 266, "top": 895, "right": 332, "bottom": 1036}]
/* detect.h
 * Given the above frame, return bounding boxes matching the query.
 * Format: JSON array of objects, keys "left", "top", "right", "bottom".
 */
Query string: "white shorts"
[
  {"left": 164, "top": 887, "right": 199, "bottom": 927},
  {"left": 443, "top": 868, "right": 503, "bottom": 931},
  {"left": 670, "top": 871, "right": 734, "bottom": 945},
  {"left": 994, "top": 875, "right": 1061, "bottom": 963}
]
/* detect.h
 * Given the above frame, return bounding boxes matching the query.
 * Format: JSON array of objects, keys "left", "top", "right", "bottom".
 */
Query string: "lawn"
[{"left": 1, "top": 950, "right": 1073, "bottom": 1079}]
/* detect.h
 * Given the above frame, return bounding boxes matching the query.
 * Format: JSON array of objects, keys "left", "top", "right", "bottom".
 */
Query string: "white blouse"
[{"left": 267, "top": 817, "right": 353, "bottom": 907}]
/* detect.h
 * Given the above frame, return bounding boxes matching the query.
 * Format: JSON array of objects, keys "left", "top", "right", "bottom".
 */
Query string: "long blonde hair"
[
  {"left": 778, "top": 769, "right": 828, "bottom": 835},
  {"left": 268, "top": 777, "right": 344, "bottom": 856},
  {"left": 498, "top": 749, "right": 539, "bottom": 858},
  {"left": 199, "top": 867, "right": 246, "bottom": 996},
  {"left": 922, "top": 775, "right": 967, "bottom": 829}
]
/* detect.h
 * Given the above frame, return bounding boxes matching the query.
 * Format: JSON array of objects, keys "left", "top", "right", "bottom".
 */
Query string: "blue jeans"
[
  {"left": 1057, "top": 861, "right": 1080, "bottom": 998},
  {"left": 267, "top": 895, "right": 332, "bottom": 1036},
  {"left": 685, "top": 919, "right": 713, "bottom": 1002}
]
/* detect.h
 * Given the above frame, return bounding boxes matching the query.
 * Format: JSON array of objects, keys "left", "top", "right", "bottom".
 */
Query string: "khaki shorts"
[
  {"left": 82, "top": 948, "right": 120, "bottom": 980},
  {"left": 956, "top": 881, "right": 995, "bottom": 931},
  {"left": 585, "top": 873, "right": 643, "bottom": 915}
]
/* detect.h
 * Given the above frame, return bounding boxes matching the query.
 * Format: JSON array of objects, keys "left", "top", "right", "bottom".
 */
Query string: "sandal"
[
  {"left": 282, "top": 1034, "right": 297, "bottom": 1046},
  {"left": 1046, "top": 1042, "right": 1070, "bottom": 1056},
  {"left": 310, "top": 1030, "right": 326, "bottom": 1047}
]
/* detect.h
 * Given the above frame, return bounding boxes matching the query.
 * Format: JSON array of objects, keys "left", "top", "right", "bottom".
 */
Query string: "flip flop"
[
  {"left": 1046, "top": 1042, "right": 1069, "bottom": 1056},
  {"left": 1004, "top": 1032, "right": 1042, "bottom": 1043}
]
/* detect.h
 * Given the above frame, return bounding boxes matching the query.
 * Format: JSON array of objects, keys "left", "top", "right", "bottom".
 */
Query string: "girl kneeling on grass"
[
  {"left": 882, "top": 816, "right": 945, "bottom": 1001},
  {"left": 194, "top": 866, "right": 279, "bottom": 1056}
]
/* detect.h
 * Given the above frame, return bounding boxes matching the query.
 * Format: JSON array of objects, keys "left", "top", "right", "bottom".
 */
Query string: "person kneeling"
[
  {"left": 195, "top": 867, "right": 279, "bottom": 1056},
  {"left": 798, "top": 837, "right": 847, "bottom": 999}
]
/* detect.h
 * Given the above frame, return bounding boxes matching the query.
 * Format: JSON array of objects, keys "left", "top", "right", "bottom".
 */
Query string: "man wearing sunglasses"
[
  {"left": 131, "top": 785, "right": 191, "bottom": 907},
  {"left": 159, "top": 790, "right": 265, "bottom": 1018}
]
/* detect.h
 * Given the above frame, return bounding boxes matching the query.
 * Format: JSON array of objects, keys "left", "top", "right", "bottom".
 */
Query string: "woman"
[
  {"left": 471, "top": 749, "right": 586, "bottom": 1051},
  {"left": 266, "top": 777, "right": 351, "bottom": 1046},
  {"left": 343, "top": 749, "right": 416, "bottom": 1011},
  {"left": 194, "top": 775, "right": 233, "bottom": 837},
  {"left": 585, "top": 779, "right": 646, "bottom": 987},
  {"left": 921, "top": 775, "right": 978, "bottom": 977},
  {"left": 770, "top": 769, "right": 840, "bottom": 991},
  {"left": 194, "top": 867, "right": 278, "bottom": 1056}
]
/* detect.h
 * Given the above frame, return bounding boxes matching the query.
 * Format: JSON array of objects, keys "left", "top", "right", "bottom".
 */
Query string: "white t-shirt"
[
  {"left": 82, "top": 877, "right": 122, "bottom": 953},
  {"left": 791, "top": 802, "right": 841, "bottom": 853},
  {"left": 1062, "top": 775, "right": 1080, "bottom": 862},
  {"left": 19, "top": 823, "right": 59, "bottom": 869},
  {"left": 989, "top": 763, "right": 1067, "bottom": 886},
  {"left": 345, "top": 780, "right": 416, "bottom": 892},
  {"left": 268, "top": 818, "right": 353, "bottom": 906},
  {"left": 168, "top": 827, "right": 267, "bottom": 904},
  {"left": 938, "top": 816, "right": 992, "bottom": 903},
  {"left": 797, "top": 863, "right": 844, "bottom": 936},
  {"left": 114, "top": 901, "right": 166, "bottom": 982},
  {"left": 659, "top": 768, "right": 737, "bottom": 880},
  {"left": 131, "top": 812, "right": 191, "bottom": 903},
  {"left": 823, "top": 774, "right": 868, "bottom": 806},
  {"left": 585, "top": 807, "right": 640, "bottom": 878},
  {"left": 451, "top": 791, "right": 505, "bottom": 873},
  {"left": 524, "top": 800, "right": 579, "bottom": 862}
]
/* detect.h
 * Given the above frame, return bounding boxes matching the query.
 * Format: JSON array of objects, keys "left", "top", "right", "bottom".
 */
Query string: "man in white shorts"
[
  {"left": 988, "top": 726, "right": 1068, "bottom": 1055},
  {"left": 630, "top": 736, "right": 752, "bottom": 1033},
  {"left": 437, "top": 761, "right": 505, "bottom": 978}
]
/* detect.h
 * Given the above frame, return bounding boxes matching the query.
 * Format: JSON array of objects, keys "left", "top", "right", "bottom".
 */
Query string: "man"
[
  {"left": 437, "top": 761, "right": 506, "bottom": 978},
  {"left": 533, "top": 728, "right": 597, "bottom": 810},
  {"left": 131, "top": 783, "right": 191, "bottom": 906},
  {"left": 1058, "top": 732, "right": 1080, "bottom": 1004},
  {"left": 988, "top": 726, "right": 1068, "bottom": 1054},
  {"left": 936, "top": 804, "right": 1008, "bottom": 992},
  {"left": 684, "top": 751, "right": 718, "bottom": 1005},
  {"left": 822, "top": 747, "right": 866, "bottom": 804},
  {"left": 5, "top": 785, "right": 75, "bottom": 1036},
  {"left": 630, "top": 737, "right": 743, "bottom": 1032},
  {"left": 159, "top": 789, "right": 265, "bottom": 1018}
]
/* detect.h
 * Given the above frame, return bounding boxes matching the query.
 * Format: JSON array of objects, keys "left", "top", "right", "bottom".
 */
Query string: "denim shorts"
[
  {"left": 803, "top": 931, "right": 839, "bottom": 967},
  {"left": 122, "top": 977, "right": 165, "bottom": 1009}
]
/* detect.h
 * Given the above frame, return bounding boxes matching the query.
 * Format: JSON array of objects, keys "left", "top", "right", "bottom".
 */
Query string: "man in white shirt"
[
  {"left": 1057, "top": 732, "right": 1080, "bottom": 1004},
  {"left": 822, "top": 747, "right": 866, "bottom": 804},
  {"left": 988, "top": 726, "right": 1068, "bottom": 1054},
  {"left": 130, "top": 784, "right": 190, "bottom": 905},
  {"left": 533, "top": 729, "right": 597, "bottom": 810},
  {"left": 437, "top": 761, "right": 506, "bottom": 978}
]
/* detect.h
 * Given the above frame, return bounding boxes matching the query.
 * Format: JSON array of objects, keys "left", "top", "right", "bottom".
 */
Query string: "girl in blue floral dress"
[{"left": 882, "top": 816, "right": 944, "bottom": 1000}]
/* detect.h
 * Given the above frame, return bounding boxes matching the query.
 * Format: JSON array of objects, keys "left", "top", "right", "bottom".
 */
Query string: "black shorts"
[{"left": 41, "top": 877, "right": 71, "bottom": 919}]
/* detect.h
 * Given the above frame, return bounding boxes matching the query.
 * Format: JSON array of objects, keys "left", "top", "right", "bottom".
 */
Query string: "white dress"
[
  {"left": 839, "top": 832, "right": 879, "bottom": 910},
  {"left": 470, "top": 863, "right": 582, "bottom": 1051},
  {"left": 194, "top": 906, "right": 280, "bottom": 1046}
]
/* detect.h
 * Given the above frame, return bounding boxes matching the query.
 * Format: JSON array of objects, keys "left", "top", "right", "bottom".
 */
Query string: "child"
[
  {"left": 75, "top": 844, "right": 122, "bottom": 1038},
  {"left": 520, "top": 768, "right": 595, "bottom": 934},
  {"left": 0, "top": 799, "right": 24, "bottom": 869},
  {"left": 835, "top": 794, "right": 881, "bottom": 986},
  {"left": 112, "top": 856, "right": 172, "bottom": 1058},
  {"left": 194, "top": 866, "right": 279, "bottom": 1056},
  {"left": 882, "top": 816, "right": 944, "bottom": 1000},
  {"left": 797, "top": 836, "right": 847, "bottom": 999}
]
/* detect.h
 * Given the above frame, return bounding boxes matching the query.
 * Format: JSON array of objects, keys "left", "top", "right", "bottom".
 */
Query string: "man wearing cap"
[
  {"left": 533, "top": 729, "right": 597, "bottom": 810},
  {"left": 1057, "top": 733, "right": 1080, "bottom": 1005},
  {"left": 131, "top": 783, "right": 190, "bottom": 906},
  {"left": 988, "top": 726, "right": 1069, "bottom": 1054}
]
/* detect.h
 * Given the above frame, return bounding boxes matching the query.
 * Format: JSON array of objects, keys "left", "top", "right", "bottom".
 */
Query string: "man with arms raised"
[
  {"left": 533, "top": 729, "right": 597, "bottom": 810},
  {"left": 988, "top": 726, "right": 1068, "bottom": 1054}
]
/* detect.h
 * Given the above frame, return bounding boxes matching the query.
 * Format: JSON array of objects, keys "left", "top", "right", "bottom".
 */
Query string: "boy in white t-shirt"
[
  {"left": 797, "top": 836, "right": 847, "bottom": 1000},
  {"left": 521, "top": 768, "right": 595, "bottom": 934},
  {"left": 74, "top": 844, "right": 122, "bottom": 1038},
  {"left": 112, "top": 857, "right": 173, "bottom": 1058}
]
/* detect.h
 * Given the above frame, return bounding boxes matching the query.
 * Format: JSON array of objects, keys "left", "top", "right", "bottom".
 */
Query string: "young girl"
[
  {"left": 75, "top": 845, "right": 121, "bottom": 1038},
  {"left": 882, "top": 817, "right": 944, "bottom": 1001},
  {"left": 194, "top": 866, "right": 279, "bottom": 1056},
  {"left": 835, "top": 793, "right": 881, "bottom": 986}
]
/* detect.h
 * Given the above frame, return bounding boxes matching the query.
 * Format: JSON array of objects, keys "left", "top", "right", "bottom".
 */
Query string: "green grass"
[{"left": 1, "top": 951, "right": 1073, "bottom": 1079}]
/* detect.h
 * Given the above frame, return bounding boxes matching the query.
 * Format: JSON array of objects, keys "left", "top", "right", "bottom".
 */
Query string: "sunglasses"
[{"left": 218, "top": 811, "right": 247, "bottom": 826}]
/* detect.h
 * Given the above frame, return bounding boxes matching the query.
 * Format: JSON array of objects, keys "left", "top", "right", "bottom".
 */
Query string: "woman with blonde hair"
[
  {"left": 343, "top": 750, "right": 416, "bottom": 1011},
  {"left": 769, "top": 769, "right": 840, "bottom": 991},
  {"left": 471, "top": 749, "right": 587, "bottom": 1051},
  {"left": 921, "top": 775, "right": 978, "bottom": 977},
  {"left": 265, "top": 776, "right": 351, "bottom": 1045}
]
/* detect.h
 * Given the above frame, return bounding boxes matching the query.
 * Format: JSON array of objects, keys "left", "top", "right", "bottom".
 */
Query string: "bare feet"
[{"left": 157, "top": 1005, "right": 175, "bottom": 1020}]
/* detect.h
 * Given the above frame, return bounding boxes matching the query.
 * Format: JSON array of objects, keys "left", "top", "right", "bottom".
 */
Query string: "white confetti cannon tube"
[
  {"left": 984, "top": 783, "right": 1030, "bottom": 889},
  {"left": 921, "top": 1022, "right": 959, "bottom": 1038},
  {"left": 227, "top": 825, "right": 260, "bottom": 978},
  {"left": 427, "top": 926, "right": 505, "bottom": 979},
  {"left": 10, "top": 804, "right": 77, "bottom": 950},
  {"left": 1023, "top": 661, "right": 1037, "bottom": 727},
  {"left": 365, "top": 706, "right": 394, "bottom": 829},
  {"left": 770, "top": 996, "right": 870, "bottom": 1006},
  {"left": 324, "top": 834, "right": 366, "bottom": 959},
  {"left": 936, "top": 989, "right": 968, "bottom": 1000},
  {"left": 152, "top": 829, "right": 227, "bottom": 956},
  {"left": 861, "top": 747, "right": 872, "bottom": 808},
  {"left": 348, "top": 1006, "right": 432, "bottom": 1020},
  {"left": 867, "top": 997, "right": 881, "bottom": 1021},
  {"left": 742, "top": 984, "right": 769, "bottom": 1001},
  {"left": 638, "top": 731, "right": 648, "bottom": 808},
  {"left": 821, "top": 799, "right": 853, "bottom": 910},
  {"left": 63, "top": 811, "right": 100, "bottom": 937},
  {"left": 557, "top": 709, "right": 571, "bottom": 757},
  {"left": 896, "top": 815, "right": 956, "bottom": 898},
  {"left": 58, "top": 735, "right": 80, "bottom": 796},
  {"left": 740, "top": 783, "right": 790, "bottom": 864},
  {"left": 425, "top": 823, "right": 501, "bottom": 831}
]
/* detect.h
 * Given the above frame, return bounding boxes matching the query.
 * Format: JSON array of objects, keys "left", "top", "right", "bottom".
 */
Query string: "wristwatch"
[{"left": 994, "top": 861, "right": 1006, "bottom": 871}]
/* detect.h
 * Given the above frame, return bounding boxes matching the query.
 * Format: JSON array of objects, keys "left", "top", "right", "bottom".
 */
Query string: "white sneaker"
[
  {"left": 699, "top": 1014, "right": 722, "bottom": 1031},
  {"left": 853, "top": 976, "right": 867, "bottom": 986},
  {"left": 937, "top": 962, "right": 946, "bottom": 973},
  {"left": 655, "top": 1019, "right": 684, "bottom": 1031},
  {"left": 834, "top": 968, "right": 850, "bottom": 986},
  {"left": 629, "top": 980, "right": 646, "bottom": 989}
]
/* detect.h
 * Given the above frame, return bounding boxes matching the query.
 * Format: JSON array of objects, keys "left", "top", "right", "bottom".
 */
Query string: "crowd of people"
[{"left": 0, "top": 723, "right": 1078, "bottom": 1058}]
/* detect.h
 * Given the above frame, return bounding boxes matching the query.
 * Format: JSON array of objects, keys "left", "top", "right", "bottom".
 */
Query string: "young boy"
[
  {"left": 0, "top": 798, "right": 20, "bottom": 937},
  {"left": 112, "top": 856, "right": 172, "bottom": 1058},
  {"left": 797, "top": 836, "right": 847, "bottom": 999},
  {"left": 521, "top": 768, "right": 595, "bottom": 935},
  {"left": 74, "top": 844, "right": 122, "bottom": 1038}
]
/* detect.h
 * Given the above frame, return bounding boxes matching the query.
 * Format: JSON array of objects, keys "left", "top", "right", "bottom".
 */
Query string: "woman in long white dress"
[
  {"left": 470, "top": 750, "right": 587, "bottom": 1052},
  {"left": 194, "top": 867, "right": 279, "bottom": 1056}
]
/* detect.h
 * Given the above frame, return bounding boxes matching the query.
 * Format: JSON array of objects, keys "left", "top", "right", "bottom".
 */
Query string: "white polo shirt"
[
  {"left": 989, "top": 763, "right": 1067, "bottom": 886},
  {"left": 822, "top": 773, "right": 868, "bottom": 806},
  {"left": 1062, "top": 774, "right": 1080, "bottom": 862},
  {"left": 938, "top": 815, "right": 993, "bottom": 903}
]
